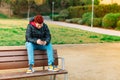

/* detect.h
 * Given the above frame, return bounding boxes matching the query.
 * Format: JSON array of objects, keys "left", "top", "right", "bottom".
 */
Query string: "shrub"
[
  {"left": 53, "top": 15, "right": 66, "bottom": 21},
  {"left": 65, "top": 19, "right": 72, "bottom": 23},
  {"left": 114, "top": 13, "right": 120, "bottom": 22},
  {"left": 102, "top": 13, "right": 115, "bottom": 28},
  {"left": 71, "top": 18, "right": 81, "bottom": 23},
  {"left": 82, "top": 12, "right": 91, "bottom": 24},
  {"left": 53, "top": 15, "right": 59, "bottom": 21},
  {"left": 68, "top": 4, "right": 120, "bottom": 18},
  {"left": 77, "top": 19, "right": 84, "bottom": 25},
  {"left": 82, "top": 12, "right": 96, "bottom": 26},
  {"left": 53, "top": 9, "right": 69, "bottom": 21},
  {"left": 115, "top": 20, "right": 120, "bottom": 30},
  {"left": 65, "top": 18, "right": 81, "bottom": 23},
  {"left": 85, "top": 18, "right": 91, "bottom": 26},
  {"left": 49, "top": 13, "right": 59, "bottom": 19},
  {"left": 59, "top": 9, "right": 69, "bottom": 19},
  {"left": 102, "top": 13, "right": 120, "bottom": 29},
  {"left": 93, "top": 18, "right": 102, "bottom": 27},
  {"left": 58, "top": 17, "right": 65, "bottom": 21},
  {"left": 68, "top": 6, "right": 82, "bottom": 18}
]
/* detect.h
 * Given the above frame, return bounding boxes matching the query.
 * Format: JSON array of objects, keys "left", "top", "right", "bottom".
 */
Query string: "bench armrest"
[{"left": 58, "top": 57, "right": 65, "bottom": 70}]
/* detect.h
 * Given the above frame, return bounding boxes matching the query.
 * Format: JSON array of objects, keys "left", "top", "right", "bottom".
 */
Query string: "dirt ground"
[
  {"left": 53, "top": 43, "right": 120, "bottom": 80},
  {"left": 2, "top": 43, "right": 120, "bottom": 80},
  {"left": 54, "top": 43, "right": 120, "bottom": 80}
]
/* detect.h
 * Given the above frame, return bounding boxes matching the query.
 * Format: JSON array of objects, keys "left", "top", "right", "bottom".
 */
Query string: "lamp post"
[
  {"left": 91, "top": 0, "right": 94, "bottom": 28},
  {"left": 52, "top": 1, "right": 54, "bottom": 21},
  {"left": 27, "top": 0, "right": 30, "bottom": 20}
]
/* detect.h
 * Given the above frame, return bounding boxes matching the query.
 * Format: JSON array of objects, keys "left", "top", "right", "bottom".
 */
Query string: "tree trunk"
[{"left": 27, "top": 0, "right": 30, "bottom": 20}]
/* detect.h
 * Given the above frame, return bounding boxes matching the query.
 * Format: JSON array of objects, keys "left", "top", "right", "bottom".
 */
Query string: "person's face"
[{"left": 35, "top": 23, "right": 43, "bottom": 29}]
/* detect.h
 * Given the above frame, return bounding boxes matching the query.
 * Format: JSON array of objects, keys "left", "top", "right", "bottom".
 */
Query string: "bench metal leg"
[
  {"left": 64, "top": 74, "right": 68, "bottom": 80},
  {"left": 53, "top": 75, "right": 56, "bottom": 80},
  {"left": 50, "top": 75, "right": 56, "bottom": 80},
  {"left": 50, "top": 75, "right": 53, "bottom": 80}
]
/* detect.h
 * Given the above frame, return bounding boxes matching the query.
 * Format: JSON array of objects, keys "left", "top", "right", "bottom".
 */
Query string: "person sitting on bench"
[{"left": 25, "top": 15, "right": 59, "bottom": 73}]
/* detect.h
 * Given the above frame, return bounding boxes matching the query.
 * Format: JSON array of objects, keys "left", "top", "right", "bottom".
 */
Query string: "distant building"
[{"left": 100, "top": 0, "right": 120, "bottom": 5}]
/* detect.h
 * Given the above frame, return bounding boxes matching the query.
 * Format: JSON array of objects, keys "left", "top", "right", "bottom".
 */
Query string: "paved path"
[{"left": 46, "top": 20, "right": 120, "bottom": 36}]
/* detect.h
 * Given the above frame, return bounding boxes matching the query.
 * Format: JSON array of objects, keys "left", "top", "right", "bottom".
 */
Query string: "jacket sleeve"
[
  {"left": 26, "top": 24, "right": 37, "bottom": 44},
  {"left": 44, "top": 24, "right": 51, "bottom": 45}
]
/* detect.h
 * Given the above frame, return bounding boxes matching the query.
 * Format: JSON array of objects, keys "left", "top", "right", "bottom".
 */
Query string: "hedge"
[{"left": 68, "top": 3, "right": 120, "bottom": 18}]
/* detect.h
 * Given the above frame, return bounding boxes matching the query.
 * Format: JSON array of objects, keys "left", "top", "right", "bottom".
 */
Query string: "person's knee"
[
  {"left": 47, "top": 43, "right": 52, "bottom": 47},
  {"left": 26, "top": 42, "right": 34, "bottom": 47}
]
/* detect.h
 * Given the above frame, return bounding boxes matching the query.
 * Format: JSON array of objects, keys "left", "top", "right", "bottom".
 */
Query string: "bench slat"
[
  {"left": 0, "top": 59, "right": 58, "bottom": 69},
  {"left": 0, "top": 69, "right": 68, "bottom": 80},
  {"left": 0, "top": 53, "right": 58, "bottom": 62},
  {"left": 0, "top": 50, "right": 57, "bottom": 56}
]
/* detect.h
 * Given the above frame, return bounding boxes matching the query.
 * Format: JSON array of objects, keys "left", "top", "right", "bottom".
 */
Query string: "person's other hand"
[
  {"left": 37, "top": 39, "right": 44, "bottom": 45},
  {"left": 43, "top": 41, "right": 47, "bottom": 45}
]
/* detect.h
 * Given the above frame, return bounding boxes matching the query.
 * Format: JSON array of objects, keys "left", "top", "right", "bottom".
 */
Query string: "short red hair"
[{"left": 34, "top": 15, "right": 44, "bottom": 24}]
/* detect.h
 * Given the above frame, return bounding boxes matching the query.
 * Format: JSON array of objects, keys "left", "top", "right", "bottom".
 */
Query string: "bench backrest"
[{"left": 0, "top": 49, "right": 58, "bottom": 70}]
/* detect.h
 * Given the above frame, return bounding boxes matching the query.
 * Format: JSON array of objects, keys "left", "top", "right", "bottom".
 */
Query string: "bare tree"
[{"left": 27, "top": 0, "right": 45, "bottom": 20}]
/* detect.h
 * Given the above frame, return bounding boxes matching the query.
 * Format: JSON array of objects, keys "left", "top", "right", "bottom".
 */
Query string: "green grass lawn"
[{"left": 0, "top": 19, "right": 120, "bottom": 46}]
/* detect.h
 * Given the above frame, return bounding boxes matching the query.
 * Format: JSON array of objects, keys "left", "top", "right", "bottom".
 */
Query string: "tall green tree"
[
  {"left": 3, "top": 0, "right": 45, "bottom": 18},
  {"left": 1, "top": 0, "right": 100, "bottom": 18}
]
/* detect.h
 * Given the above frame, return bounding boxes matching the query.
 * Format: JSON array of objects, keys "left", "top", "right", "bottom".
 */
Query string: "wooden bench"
[{"left": 0, "top": 46, "right": 68, "bottom": 80}]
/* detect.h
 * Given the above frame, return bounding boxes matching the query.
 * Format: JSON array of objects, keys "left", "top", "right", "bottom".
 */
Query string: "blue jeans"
[{"left": 25, "top": 42, "right": 54, "bottom": 66}]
